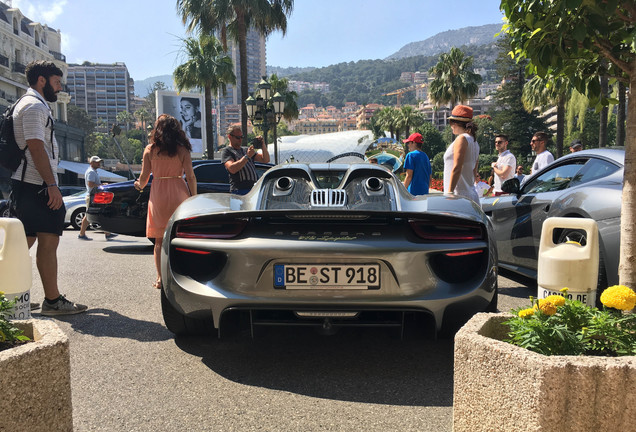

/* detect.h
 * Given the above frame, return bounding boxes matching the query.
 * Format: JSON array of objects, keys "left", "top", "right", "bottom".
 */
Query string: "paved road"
[{"left": 28, "top": 230, "right": 534, "bottom": 432}]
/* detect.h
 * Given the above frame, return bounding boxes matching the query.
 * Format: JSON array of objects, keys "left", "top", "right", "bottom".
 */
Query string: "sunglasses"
[{"left": 230, "top": 134, "right": 243, "bottom": 139}]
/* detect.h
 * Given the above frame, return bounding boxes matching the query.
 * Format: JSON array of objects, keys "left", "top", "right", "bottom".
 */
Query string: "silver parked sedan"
[
  {"left": 63, "top": 191, "right": 100, "bottom": 230},
  {"left": 481, "top": 148, "right": 623, "bottom": 289},
  {"left": 160, "top": 163, "right": 498, "bottom": 338}
]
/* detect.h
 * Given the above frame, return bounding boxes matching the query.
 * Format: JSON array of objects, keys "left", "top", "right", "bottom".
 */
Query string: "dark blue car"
[{"left": 86, "top": 160, "right": 272, "bottom": 238}]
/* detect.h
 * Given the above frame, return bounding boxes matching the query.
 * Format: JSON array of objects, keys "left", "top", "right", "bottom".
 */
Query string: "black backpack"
[{"left": 0, "top": 95, "right": 49, "bottom": 180}]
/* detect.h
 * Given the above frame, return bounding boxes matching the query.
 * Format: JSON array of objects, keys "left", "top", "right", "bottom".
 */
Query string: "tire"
[
  {"left": 1, "top": 203, "right": 14, "bottom": 218},
  {"left": 160, "top": 288, "right": 214, "bottom": 336},
  {"left": 70, "top": 207, "right": 86, "bottom": 230}
]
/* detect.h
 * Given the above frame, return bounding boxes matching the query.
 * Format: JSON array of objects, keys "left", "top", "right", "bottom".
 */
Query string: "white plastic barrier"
[{"left": 537, "top": 217, "right": 599, "bottom": 306}]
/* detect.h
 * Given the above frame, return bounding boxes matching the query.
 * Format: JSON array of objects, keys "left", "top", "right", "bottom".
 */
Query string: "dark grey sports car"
[
  {"left": 481, "top": 148, "right": 623, "bottom": 289},
  {"left": 160, "top": 163, "right": 498, "bottom": 338}
]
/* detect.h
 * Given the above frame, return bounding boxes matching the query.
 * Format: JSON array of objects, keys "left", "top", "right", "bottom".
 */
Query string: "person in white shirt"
[
  {"left": 490, "top": 134, "right": 516, "bottom": 195},
  {"left": 530, "top": 131, "right": 554, "bottom": 175}
]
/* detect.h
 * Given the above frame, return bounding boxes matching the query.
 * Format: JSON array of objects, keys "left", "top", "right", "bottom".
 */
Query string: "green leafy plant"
[
  {"left": 505, "top": 286, "right": 636, "bottom": 357},
  {"left": 0, "top": 291, "right": 31, "bottom": 350}
]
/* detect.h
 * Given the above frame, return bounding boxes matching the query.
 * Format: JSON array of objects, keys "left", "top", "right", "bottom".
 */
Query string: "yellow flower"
[
  {"left": 600, "top": 285, "right": 636, "bottom": 310},
  {"left": 538, "top": 300, "right": 557, "bottom": 316},
  {"left": 543, "top": 295, "right": 566, "bottom": 307},
  {"left": 518, "top": 308, "right": 535, "bottom": 319}
]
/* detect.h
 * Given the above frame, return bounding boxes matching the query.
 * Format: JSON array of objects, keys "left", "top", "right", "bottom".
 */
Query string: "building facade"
[
  {"left": 66, "top": 62, "right": 135, "bottom": 132},
  {"left": 0, "top": 1, "right": 86, "bottom": 196},
  {"left": 217, "top": 28, "right": 266, "bottom": 145}
]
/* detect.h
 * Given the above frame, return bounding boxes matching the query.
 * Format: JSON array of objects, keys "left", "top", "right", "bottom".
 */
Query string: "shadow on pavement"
[
  {"left": 175, "top": 327, "right": 454, "bottom": 407},
  {"left": 102, "top": 244, "right": 154, "bottom": 255},
  {"left": 50, "top": 308, "right": 172, "bottom": 342}
]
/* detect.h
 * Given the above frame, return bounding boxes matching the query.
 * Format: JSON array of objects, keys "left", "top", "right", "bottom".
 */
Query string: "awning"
[{"left": 57, "top": 160, "right": 128, "bottom": 183}]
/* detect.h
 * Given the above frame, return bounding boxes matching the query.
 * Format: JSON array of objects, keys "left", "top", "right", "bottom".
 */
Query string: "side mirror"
[{"left": 501, "top": 178, "right": 521, "bottom": 194}]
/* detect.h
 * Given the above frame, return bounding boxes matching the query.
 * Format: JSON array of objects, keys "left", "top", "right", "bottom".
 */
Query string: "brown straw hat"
[{"left": 448, "top": 105, "right": 473, "bottom": 122}]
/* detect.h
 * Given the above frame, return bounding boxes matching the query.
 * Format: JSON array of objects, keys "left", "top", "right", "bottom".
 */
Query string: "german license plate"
[{"left": 274, "top": 264, "right": 380, "bottom": 290}]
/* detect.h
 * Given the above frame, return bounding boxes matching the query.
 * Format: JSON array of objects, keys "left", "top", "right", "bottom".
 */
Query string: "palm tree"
[
  {"left": 522, "top": 75, "right": 573, "bottom": 157},
  {"left": 428, "top": 47, "right": 482, "bottom": 108},
  {"left": 398, "top": 105, "right": 425, "bottom": 138},
  {"left": 116, "top": 110, "right": 134, "bottom": 132},
  {"left": 174, "top": 33, "right": 236, "bottom": 156},
  {"left": 133, "top": 108, "right": 153, "bottom": 140},
  {"left": 177, "top": 0, "right": 294, "bottom": 146}
]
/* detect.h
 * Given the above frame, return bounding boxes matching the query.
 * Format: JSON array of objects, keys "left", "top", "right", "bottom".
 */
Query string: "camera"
[{"left": 251, "top": 137, "right": 263, "bottom": 149}]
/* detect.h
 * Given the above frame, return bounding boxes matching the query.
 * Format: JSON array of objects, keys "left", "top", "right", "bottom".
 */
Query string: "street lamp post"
[{"left": 245, "top": 76, "right": 285, "bottom": 164}]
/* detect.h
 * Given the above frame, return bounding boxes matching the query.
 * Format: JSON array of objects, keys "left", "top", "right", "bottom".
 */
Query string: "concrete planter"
[
  {"left": 453, "top": 313, "right": 636, "bottom": 432},
  {"left": 0, "top": 319, "right": 72, "bottom": 432}
]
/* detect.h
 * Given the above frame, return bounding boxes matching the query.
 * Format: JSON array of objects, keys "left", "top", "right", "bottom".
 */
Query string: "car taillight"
[
  {"left": 175, "top": 217, "right": 248, "bottom": 239},
  {"left": 409, "top": 219, "right": 484, "bottom": 241},
  {"left": 93, "top": 191, "right": 114, "bottom": 204}
]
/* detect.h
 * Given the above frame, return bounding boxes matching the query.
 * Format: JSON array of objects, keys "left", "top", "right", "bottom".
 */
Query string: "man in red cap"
[{"left": 402, "top": 132, "right": 432, "bottom": 195}]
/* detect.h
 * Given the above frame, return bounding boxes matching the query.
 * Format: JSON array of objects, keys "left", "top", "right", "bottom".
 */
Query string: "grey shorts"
[{"left": 10, "top": 180, "right": 66, "bottom": 237}]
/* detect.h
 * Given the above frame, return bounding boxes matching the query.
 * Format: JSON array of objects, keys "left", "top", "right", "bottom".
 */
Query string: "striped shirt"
[
  {"left": 221, "top": 146, "right": 258, "bottom": 192},
  {"left": 10, "top": 88, "right": 57, "bottom": 185}
]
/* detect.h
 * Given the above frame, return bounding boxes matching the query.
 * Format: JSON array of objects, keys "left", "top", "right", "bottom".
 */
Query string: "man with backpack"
[{"left": 10, "top": 60, "right": 87, "bottom": 316}]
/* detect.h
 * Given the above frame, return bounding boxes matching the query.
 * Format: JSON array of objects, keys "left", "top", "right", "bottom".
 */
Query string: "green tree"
[
  {"left": 174, "top": 33, "right": 236, "bottom": 155},
  {"left": 116, "top": 110, "right": 134, "bottom": 132},
  {"left": 266, "top": 73, "right": 299, "bottom": 154},
  {"left": 177, "top": 0, "right": 294, "bottom": 145},
  {"left": 67, "top": 105, "right": 95, "bottom": 136},
  {"left": 134, "top": 108, "right": 153, "bottom": 137},
  {"left": 500, "top": 0, "right": 636, "bottom": 287},
  {"left": 145, "top": 81, "right": 168, "bottom": 117},
  {"left": 489, "top": 35, "right": 548, "bottom": 162},
  {"left": 397, "top": 105, "right": 424, "bottom": 137},
  {"left": 414, "top": 122, "right": 446, "bottom": 158},
  {"left": 428, "top": 47, "right": 482, "bottom": 108}
]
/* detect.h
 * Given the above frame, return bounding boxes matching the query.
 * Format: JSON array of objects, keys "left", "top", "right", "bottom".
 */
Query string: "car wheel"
[
  {"left": 1, "top": 203, "right": 14, "bottom": 218},
  {"left": 160, "top": 288, "right": 214, "bottom": 336},
  {"left": 70, "top": 208, "right": 86, "bottom": 230}
]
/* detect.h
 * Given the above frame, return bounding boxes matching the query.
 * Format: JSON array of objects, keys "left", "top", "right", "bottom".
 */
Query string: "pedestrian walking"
[
  {"left": 77, "top": 155, "right": 117, "bottom": 240},
  {"left": 134, "top": 114, "right": 197, "bottom": 290}
]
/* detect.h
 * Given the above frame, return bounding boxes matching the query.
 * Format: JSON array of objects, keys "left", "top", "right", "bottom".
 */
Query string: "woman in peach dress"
[{"left": 134, "top": 114, "right": 197, "bottom": 289}]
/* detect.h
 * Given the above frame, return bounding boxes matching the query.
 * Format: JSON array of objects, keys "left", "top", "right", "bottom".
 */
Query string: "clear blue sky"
[{"left": 13, "top": 0, "right": 504, "bottom": 81}]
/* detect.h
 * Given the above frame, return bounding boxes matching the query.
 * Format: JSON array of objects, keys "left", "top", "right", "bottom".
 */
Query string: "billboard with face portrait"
[{"left": 155, "top": 90, "right": 205, "bottom": 158}]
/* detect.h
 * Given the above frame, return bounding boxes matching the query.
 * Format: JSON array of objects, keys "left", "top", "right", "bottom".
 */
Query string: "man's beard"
[{"left": 43, "top": 80, "right": 58, "bottom": 102}]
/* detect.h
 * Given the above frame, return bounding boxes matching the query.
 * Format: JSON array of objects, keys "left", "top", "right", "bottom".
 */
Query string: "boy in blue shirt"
[{"left": 402, "top": 133, "right": 432, "bottom": 195}]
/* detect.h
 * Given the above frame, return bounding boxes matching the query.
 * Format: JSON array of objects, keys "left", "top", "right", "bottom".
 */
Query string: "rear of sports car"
[{"left": 161, "top": 164, "right": 498, "bottom": 337}]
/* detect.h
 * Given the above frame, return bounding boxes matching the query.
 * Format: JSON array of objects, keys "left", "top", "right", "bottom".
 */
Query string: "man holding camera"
[{"left": 221, "top": 125, "right": 270, "bottom": 195}]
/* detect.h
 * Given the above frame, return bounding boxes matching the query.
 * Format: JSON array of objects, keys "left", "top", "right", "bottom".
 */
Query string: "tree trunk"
[
  {"left": 237, "top": 10, "right": 249, "bottom": 147},
  {"left": 618, "top": 62, "right": 636, "bottom": 290},
  {"left": 599, "top": 75, "right": 608, "bottom": 147},
  {"left": 204, "top": 85, "right": 214, "bottom": 158},
  {"left": 556, "top": 96, "right": 565, "bottom": 158},
  {"left": 617, "top": 82, "right": 626, "bottom": 147}
]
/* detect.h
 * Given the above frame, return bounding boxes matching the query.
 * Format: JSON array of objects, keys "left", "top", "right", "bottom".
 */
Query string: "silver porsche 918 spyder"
[{"left": 160, "top": 163, "right": 498, "bottom": 338}]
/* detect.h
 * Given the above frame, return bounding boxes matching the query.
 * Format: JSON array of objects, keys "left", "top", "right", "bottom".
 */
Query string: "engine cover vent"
[{"left": 311, "top": 189, "right": 347, "bottom": 207}]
